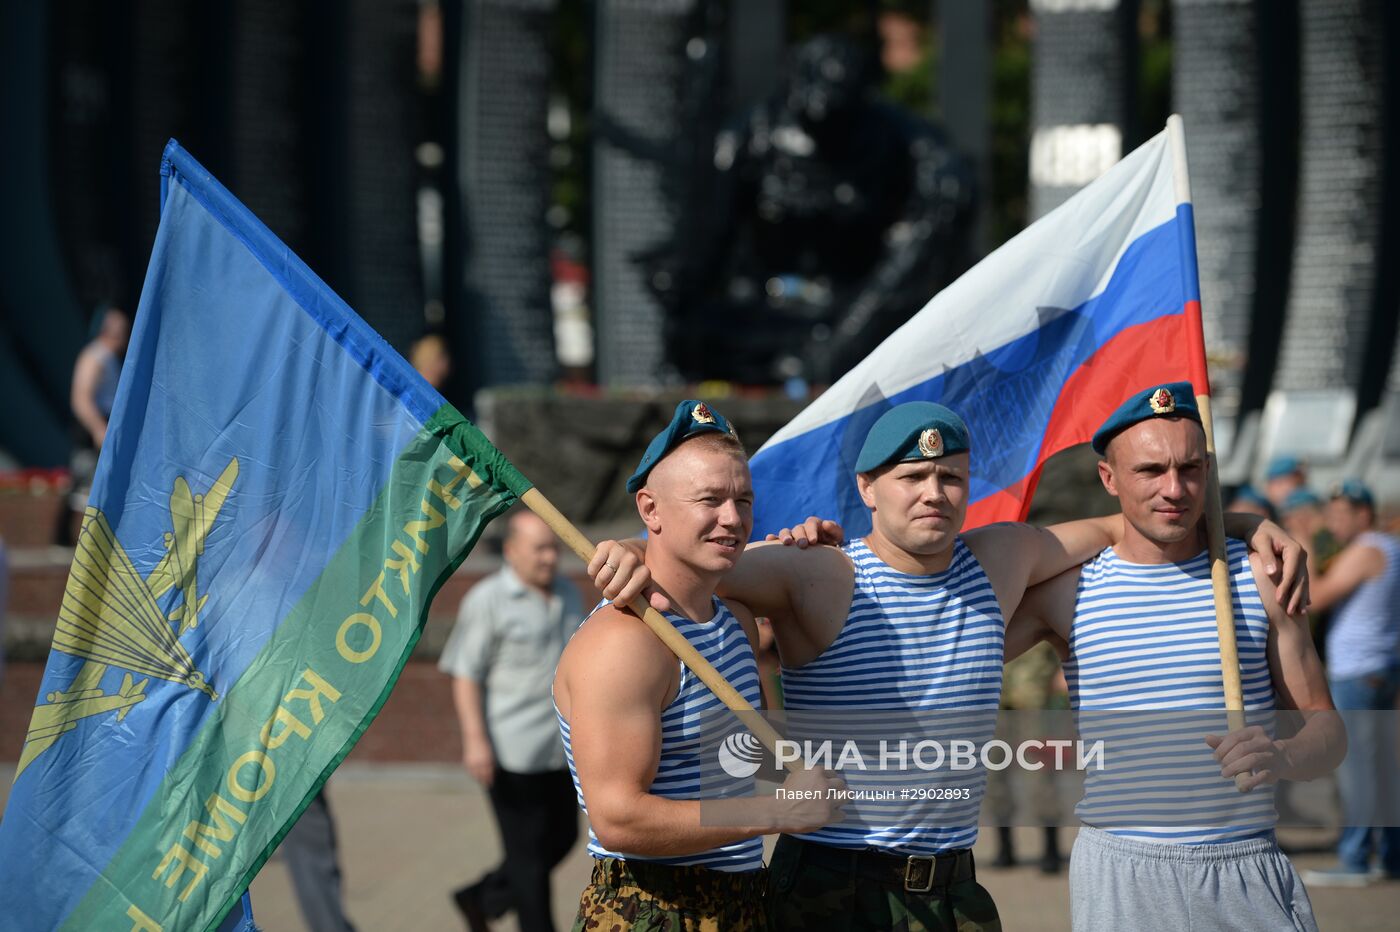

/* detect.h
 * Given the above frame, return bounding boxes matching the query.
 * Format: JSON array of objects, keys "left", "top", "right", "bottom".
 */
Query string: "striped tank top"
[
  {"left": 1066, "top": 540, "right": 1278, "bottom": 845},
  {"left": 1326, "top": 531, "right": 1400, "bottom": 679},
  {"left": 781, "top": 537, "right": 1004, "bottom": 854},
  {"left": 557, "top": 597, "right": 764, "bottom": 872}
]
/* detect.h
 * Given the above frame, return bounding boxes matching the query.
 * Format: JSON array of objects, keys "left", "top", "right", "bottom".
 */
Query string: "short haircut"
[
  {"left": 676, "top": 430, "right": 746, "bottom": 459},
  {"left": 1103, "top": 415, "right": 1204, "bottom": 463}
]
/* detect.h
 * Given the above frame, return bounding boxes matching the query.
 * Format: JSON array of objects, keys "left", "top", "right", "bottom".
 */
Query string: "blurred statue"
[{"left": 641, "top": 34, "right": 974, "bottom": 385}]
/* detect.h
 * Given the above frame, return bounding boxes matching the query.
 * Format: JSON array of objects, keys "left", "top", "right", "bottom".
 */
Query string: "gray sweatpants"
[{"left": 1069, "top": 827, "right": 1317, "bottom": 932}]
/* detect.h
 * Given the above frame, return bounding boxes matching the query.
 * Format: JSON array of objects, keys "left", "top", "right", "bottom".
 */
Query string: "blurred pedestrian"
[
  {"left": 281, "top": 788, "right": 356, "bottom": 932},
  {"left": 1301, "top": 481, "right": 1400, "bottom": 886},
  {"left": 410, "top": 333, "right": 451, "bottom": 391},
  {"left": 985, "top": 641, "right": 1066, "bottom": 874},
  {"left": 60, "top": 304, "right": 129, "bottom": 544},
  {"left": 1282, "top": 487, "right": 1342, "bottom": 578},
  {"left": 440, "top": 510, "right": 584, "bottom": 932},
  {"left": 1226, "top": 484, "right": 1276, "bottom": 522},
  {"left": 1264, "top": 455, "right": 1308, "bottom": 511}
]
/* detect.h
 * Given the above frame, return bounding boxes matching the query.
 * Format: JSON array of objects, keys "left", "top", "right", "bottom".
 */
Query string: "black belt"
[
  {"left": 590, "top": 857, "right": 766, "bottom": 900},
  {"left": 786, "top": 837, "right": 975, "bottom": 894}
]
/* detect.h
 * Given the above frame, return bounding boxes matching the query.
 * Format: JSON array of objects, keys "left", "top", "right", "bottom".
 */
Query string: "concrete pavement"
[
  {"left": 244, "top": 765, "right": 1396, "bottom": 932},
  {"left": 1, "top": 761, "right": 1394, "bottom": 929}
]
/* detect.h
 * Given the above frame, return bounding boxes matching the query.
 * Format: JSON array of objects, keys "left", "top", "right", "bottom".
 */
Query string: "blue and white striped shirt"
[
  {"left": 558, "top": 598, "right": 764, "bottom": 872},
  {"left": 1066, "top": 540, "right": 1278, "bottom": 845},
  {"left": 782, "top": 537, "right": 1004, "bottom": 854},
  {"left": 1326, "top": 531, "right": 1400, "bottom": 680}
]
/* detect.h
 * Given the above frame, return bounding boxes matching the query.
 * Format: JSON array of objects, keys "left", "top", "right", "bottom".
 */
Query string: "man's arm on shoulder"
[
  {"left": 1221, "top": 513, "right": 1311, "bottom": 614},
  {"left": 1249, "top": 552, "right": 1333, "bottom": 716},
  {"left": 586, "top": 535, "right": 811, "bottom": 617},
  {"left": 1306, "top": 540, "right": 1384, "bottom": 612},
  {"left": 964, "top": 517, "right": 1118, "bottom": 619},
  {"left": 587, "top": 534, "right": 853, "bottom": 655},
  {"left": 1005, "top": 567, "right": 1078, "bottom": 663},
  {"left": 1206, "top": 554, "right": 1345, "bottom": 788},
  {"left": 726, "top": 541, "right": 853, "bottom": 636},
  {"left": 967, "top": 513, "right": 1309, "bottom": 616}
]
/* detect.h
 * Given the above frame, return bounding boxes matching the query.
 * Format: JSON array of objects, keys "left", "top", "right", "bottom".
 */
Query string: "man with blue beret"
[
  {"left": 1227, "top": 484, "right": 1277, "bottom": 522},
  {"left": 592, "top": 394, "right": 1309, "bottom": 930},
  {"left": 1265, "top": 455, "right": 1309, "bottom": 511},
  {"left": 1007, "top": 382, "right": 1341, "bottom": 931},
  {"left": 1279, "top": 488, "right": 1338, "bottom": 577},
  {"left": 554, "top": 399, "right": 844, "bottom": 932}
]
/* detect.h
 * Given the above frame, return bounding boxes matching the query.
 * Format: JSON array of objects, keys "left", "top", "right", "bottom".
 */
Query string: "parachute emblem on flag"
[{"left": 17, "top": 457, "right": 240, "bottom": 777}]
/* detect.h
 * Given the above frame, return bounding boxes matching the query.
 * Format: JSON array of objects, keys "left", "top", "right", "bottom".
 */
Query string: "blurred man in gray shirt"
[{"left": 440, "top": 509, "right": 584, "bottom": 932}]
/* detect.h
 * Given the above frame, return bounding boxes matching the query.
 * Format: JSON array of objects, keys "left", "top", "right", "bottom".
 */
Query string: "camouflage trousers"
[
  {"left": 572, "top": 857, "right": 768, "bottom": 931},
  {"left": 767, "top": 836, "right": 1002, "bottom": 932}
]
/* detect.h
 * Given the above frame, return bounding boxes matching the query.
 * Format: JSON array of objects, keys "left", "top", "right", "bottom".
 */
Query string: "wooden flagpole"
[
  {"left": 1167, "top": 115, "right": 1250, "bottom": 791},
  {"left": 520, "top": 487, "right": 795, "bottom": 772}
]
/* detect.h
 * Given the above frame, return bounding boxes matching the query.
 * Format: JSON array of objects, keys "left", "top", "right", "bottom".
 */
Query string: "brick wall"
[
  {"left": 2, "top": 658, "right": 500, "bottom": 766},
  {"left": 0, "top": 664, "right": 43, "bottom": 762},
  {"left": 0, "top": 567, "right": 598, "bottom": 766}
]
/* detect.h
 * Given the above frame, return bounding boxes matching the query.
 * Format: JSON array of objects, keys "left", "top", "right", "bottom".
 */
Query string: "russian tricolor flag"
[{"left": 750, "top": 120, "right": 1210, "bottom": 539}]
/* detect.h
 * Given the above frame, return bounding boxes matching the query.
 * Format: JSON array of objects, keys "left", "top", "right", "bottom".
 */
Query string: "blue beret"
[
  {"left": 626, "top": 400, "right": 740, "bottom": 493},
  {"left": 1280, "top": 488, "right": 1323, "bottom": 514},
  {"left": 1330, "top": 479, "right": 1375, "bottom": 510},
  {"left": 855, "top": 402, "right": 971, "bottom": 473},
  {"left": 1091, "top": 382, "right": 1201, "bottom": 455},
  {"left": 1229, "top": 484, "right": 1270, "bottom": 509},
  {"left": 1266, "top": 456, "right": 1304, "bottom": 480}
]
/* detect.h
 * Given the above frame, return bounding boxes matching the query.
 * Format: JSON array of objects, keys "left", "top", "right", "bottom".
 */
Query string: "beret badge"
[
  {"left": 1148, "top": 388, "right": 1176, "bottom": 415},
  {"left": 692, "top": 402, "right": 717, "bottom": 425},
  {"left": 917, "top": 428, "right": 944, "bottom": 459}
]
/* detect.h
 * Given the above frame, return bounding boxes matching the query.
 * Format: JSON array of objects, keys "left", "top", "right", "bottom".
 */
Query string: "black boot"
[
  {"left": 451, "top": 883, "right": 490, "bottom": 932},
  {"left": 992, "top": 826, "right": 1016, "bottom": 868}
]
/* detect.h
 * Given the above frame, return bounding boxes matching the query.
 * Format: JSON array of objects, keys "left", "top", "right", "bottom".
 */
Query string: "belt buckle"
[{"left": 903, "top": 855, "right": 936, "bottom": 894}]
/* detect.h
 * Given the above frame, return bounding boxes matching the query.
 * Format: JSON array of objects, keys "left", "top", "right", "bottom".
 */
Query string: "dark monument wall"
[
  {"left": 48, "top": 1, "right": 128, "bottom": 313},
  {"left": 0, "top": 4, "right": 90, "bottom": 465},
  {"left": 591, "top": 0, "right": 698, "bottom": 386},
  {"left": 1275, "top": 0, "right": 1385, "bottom": 393},
  {"left": 455, "top": 0, "right": 558, "bottom": 387},
  {"left": 228, "top": 0, "right": 310, "bottom": 258},
  {"left": 1027, "top": 0, "right": 1137, "bottom": 220},
  {"left": 1171, "top": 0, "right": 1261, "bottom": 426},
  {"left": 343, "top": 0, "right": 425, "bottom": 353}
]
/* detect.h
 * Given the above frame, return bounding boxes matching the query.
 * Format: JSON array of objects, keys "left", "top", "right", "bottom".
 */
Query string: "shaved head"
[{"left": 645, "top": 434, "right": 746, "bottom": 496}]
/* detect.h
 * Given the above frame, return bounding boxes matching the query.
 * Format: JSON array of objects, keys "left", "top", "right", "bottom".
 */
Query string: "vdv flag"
[
  {"left": 750, "top": 123, "right": 1210, "bottom": 538},
  {"left": 0, "top": 141, "right": 532, "bottom": 931}
]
